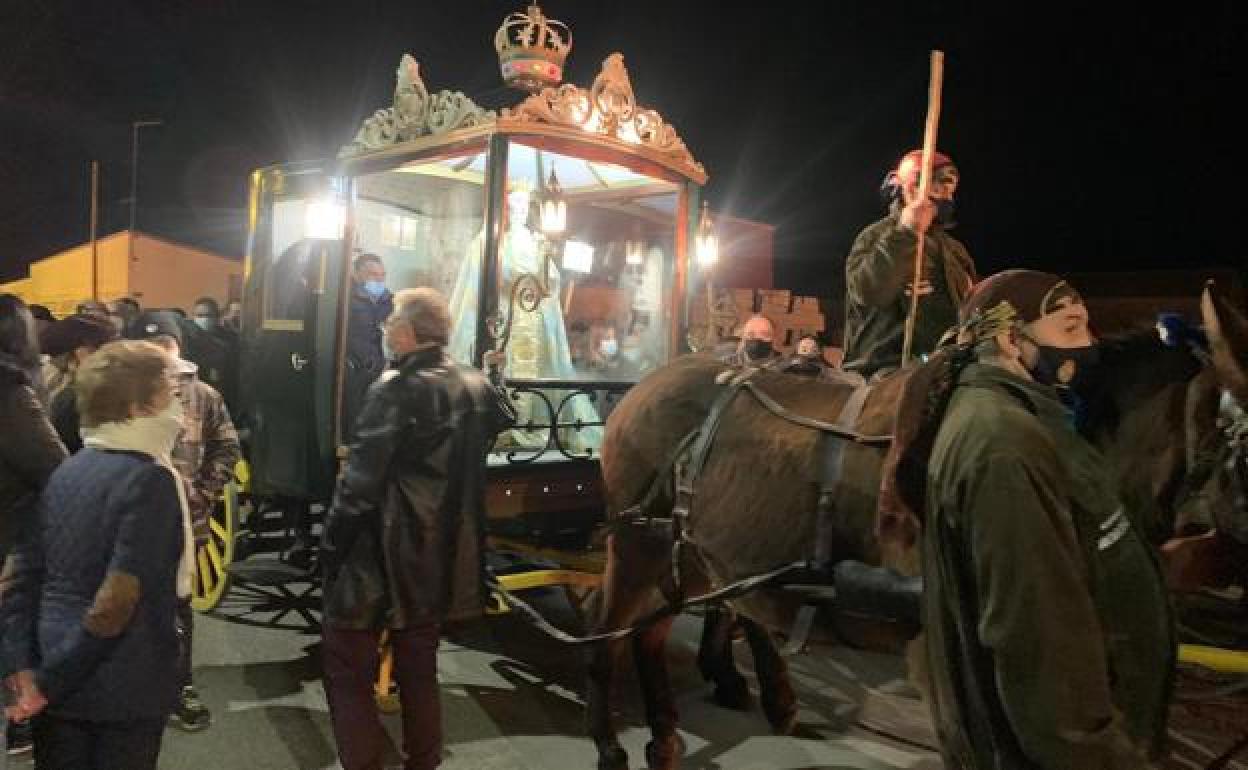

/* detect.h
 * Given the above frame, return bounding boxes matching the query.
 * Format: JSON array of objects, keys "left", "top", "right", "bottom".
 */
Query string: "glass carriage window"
[
  {"left": 352, "top": 147, "right": 489, "bottom": 337},
  {"left": 475, "top": 139, "right": 680, "bottom": 383},
  {"left": 261, "top": 172, "right": 346, "bottom": 326}
]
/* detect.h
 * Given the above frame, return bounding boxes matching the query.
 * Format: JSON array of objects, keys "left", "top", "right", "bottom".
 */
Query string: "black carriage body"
[{"left": 240, "top": 60, "right": 709, "bottom": 532}]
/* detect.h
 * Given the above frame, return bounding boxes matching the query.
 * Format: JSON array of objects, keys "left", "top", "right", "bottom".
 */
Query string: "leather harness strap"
[{"left": 782, "top": 384, "right": 875, "bottom": 656}]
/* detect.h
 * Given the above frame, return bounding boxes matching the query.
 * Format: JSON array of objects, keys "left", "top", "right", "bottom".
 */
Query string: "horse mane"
[{"left": 1082, "top": 325, "right": 1204, "bottom": 439}]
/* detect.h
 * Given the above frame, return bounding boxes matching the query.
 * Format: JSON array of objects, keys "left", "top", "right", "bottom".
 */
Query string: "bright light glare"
[
  {"left": 305, "top": 199, "right": 346, "bottom": 240},
  {"left": 562, "top": 240, "right": 594, "bottom": 273}
]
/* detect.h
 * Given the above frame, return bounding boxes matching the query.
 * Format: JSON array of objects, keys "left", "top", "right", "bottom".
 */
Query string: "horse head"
[{"left": 1091, "top": 285, "right": 1248, "bottom": 590}]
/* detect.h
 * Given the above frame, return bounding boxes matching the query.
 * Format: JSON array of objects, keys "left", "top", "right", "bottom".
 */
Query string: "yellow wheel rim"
[{"left": 191, "top": 480, "right": 239, "bottom": 612}]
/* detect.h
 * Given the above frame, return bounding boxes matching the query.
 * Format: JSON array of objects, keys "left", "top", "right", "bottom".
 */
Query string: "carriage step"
[{"left": 226, "top": 560, "right": 315, "bottom": 586}]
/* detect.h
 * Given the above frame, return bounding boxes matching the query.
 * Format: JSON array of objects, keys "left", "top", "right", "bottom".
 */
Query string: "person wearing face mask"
[
  {"left": 343, "top": 253, "right": 394, "bottom": 444},
  {"left": 39, "top": 314, "right": 120, "bottom": 452},
  {"left": 321, "top": 288, "right": 514, "bottom": 770},
  {"left": 721, "top": 315, "right": 785, "bottom": 369},
  {"left": 1, "top": 340, "right": 190, "bottom": 768},
  {"left": 884, "top": 269, "right": 1171, "bottom": 769},
  {"left": 138, "top": 325, "right": 240, "bottom": 734},
  {"left": 844, "top": 150, "right": 977, "bottom": 379},
  {"left": 183, "top": 298, "right": 239, "bottom": 417}
]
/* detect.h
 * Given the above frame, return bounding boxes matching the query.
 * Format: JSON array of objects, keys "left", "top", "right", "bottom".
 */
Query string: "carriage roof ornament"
[{"left": 495, "top": 3, "right": 572, "bottom": 93}]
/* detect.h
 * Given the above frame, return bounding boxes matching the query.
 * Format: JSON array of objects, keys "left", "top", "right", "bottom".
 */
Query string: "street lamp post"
[{"left": 129, "top": 119, "right": 163, "bottom": 259}]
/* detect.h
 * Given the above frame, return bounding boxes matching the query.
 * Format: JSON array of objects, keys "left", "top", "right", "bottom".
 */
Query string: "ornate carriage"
[{"left": 191, "top": 4, "right": 717, "bottom": 609}]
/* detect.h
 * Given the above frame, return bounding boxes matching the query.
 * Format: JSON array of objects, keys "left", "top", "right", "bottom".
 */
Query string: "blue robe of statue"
[{"left": 446, "top": 222, "right": 603, "bottom": 456}]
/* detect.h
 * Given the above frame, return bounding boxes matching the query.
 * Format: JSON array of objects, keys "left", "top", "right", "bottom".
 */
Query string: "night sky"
[{"left": 1, "top": 2, "right": 1244, "bottom": 298}]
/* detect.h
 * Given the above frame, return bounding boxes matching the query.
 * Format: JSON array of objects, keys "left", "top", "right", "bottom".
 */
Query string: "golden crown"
[{"left": 494, "top": 4, "right": 572, "bottom": 93}]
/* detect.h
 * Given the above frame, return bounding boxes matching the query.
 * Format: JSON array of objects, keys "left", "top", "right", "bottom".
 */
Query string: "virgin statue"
[{"left": 446, "top": 183, "right": 602, "bottom": 455}]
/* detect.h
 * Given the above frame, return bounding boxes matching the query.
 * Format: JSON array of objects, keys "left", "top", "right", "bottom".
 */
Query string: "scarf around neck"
[{"left": 82, "top": 417, "right": 195, "bottom": 599}]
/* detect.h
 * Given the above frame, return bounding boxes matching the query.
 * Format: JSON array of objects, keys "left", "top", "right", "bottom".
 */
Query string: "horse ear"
[{"left": 1200, "top": 282, "right": 1248, "bottom": 403}]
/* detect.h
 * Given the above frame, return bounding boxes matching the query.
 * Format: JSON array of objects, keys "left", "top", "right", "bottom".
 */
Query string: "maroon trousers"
[{"left": 322, "top": 623, "right": 442, "bottom": 770}]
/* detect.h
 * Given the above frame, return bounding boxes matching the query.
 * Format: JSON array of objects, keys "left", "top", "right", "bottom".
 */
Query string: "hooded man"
[
  {"left": 843, "top": 150, "right": 977, "bottom": 378},
  {"left": 890, "top": 269, "right": 1172, "bottom": 769}
]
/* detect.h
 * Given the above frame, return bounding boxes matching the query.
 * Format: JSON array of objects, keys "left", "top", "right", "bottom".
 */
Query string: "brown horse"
[{"left": 586, "top": 287, "right": 1248, "bottom": 770}]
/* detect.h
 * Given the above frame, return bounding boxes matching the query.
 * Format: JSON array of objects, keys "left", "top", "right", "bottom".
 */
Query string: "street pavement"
[
  {"left": 17, "top": 578, "right": 942, "bottom": 769},
  {"left": 8, "top": 577, "right": 1248, "bottom": 768}
]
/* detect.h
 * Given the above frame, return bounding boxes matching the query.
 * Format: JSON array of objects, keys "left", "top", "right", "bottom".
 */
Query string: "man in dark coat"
[
  {"left": 320, "top": 287, "right": 514, "bottom": 770},
  {"left": 843, "top": 150, "right": 977, "bottom": 377},
  {"left": 897, "top": 270, "right": 1172, "bottom": 769},
  {"left": 342, "top": 253, "right": 394, "bottom": 442}
]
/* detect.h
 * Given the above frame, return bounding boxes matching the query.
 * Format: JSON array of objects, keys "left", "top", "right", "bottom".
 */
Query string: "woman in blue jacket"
[{"left": 3, "top": 339, "right": 189, "bottom": 769}]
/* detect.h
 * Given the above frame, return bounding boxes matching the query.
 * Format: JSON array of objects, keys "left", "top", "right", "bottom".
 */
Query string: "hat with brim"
[{"left": 39, "top": 314, "right": 118, "bottom": 357}]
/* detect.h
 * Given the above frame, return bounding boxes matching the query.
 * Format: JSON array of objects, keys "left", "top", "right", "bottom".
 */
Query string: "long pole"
[
  {"left": 90, "top": 161, "right": 100, "bottom": 302},
  {"left": 900, "top": 50, "right": 945, "bottom": 367},
  {"left": 128, "top": 119, "right": 162, "bottom": 263}
]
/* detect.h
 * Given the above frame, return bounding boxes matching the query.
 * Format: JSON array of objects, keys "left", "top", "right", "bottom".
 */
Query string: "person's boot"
[
  {"left": 169, "top": 686, "right": 212, "bottom": 732},
  {"left": 6, "top": 719, "right": 33, "bottom": 756}
]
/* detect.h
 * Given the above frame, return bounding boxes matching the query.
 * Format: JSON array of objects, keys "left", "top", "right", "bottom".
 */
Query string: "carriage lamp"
[
  {"left": 695, "top": 201, "right": 718, "bottom": 268},
  {"left": 539, "top": 168, "right": 567, "bottom": 237},
  {"left": 562, "top": 240, "right": 594, "bottom": 273},
  {"left": 305, "top": 197, "right": 346, "bottom": 240}
]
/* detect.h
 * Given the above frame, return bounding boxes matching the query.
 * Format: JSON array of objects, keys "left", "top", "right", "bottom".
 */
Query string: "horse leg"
[
  {"left": 586, "top": 531, "right": 669, "bottom": 770},
  {"left": 633, "top": 617, "right": 684, "bottom": 770},
  {"left": 696, "top": 604, "right": 752, "bottom": 710},
  {"left": 740, "top": 616, "right": 799, "bottom": 735}
]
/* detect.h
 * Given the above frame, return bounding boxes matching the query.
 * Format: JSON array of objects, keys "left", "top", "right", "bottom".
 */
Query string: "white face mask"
[
  {"left": 599, "top": 339, "right": 619, "bottom": 358},
  {"left": 194, "top": 317, "right": 215, "bottom": 332}
]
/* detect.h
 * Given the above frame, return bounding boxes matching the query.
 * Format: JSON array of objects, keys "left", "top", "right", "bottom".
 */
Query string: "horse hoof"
[
  {"left": 645, "top": 735, "right": 684, "bottom": 770},
  {"left": 597, "top": 744, "right": 628, "bottom": 770},
  {"left": 712, "top": 678, "right": 752, "bottom": 711},
  {"left": 769, "top": 707, "right": 800, "bottom": 736}
]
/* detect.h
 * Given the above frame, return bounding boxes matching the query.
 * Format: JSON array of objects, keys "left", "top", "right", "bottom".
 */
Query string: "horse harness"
[
  {"left": 490, "top": 367, "right": 893, "bottom": 647},
  {"left": 616, "top": 366, "right": 892, "bottom": 625}
]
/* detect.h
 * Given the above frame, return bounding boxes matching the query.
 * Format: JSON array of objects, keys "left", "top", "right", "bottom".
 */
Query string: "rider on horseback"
[{"left": 843, "top": 150, "right": 977, "bottom": 378}]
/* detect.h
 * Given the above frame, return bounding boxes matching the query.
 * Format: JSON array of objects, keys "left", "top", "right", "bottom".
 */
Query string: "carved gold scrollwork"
[
  {"left": 502, "top": 53, "right": 704, "bottom": 179},
  {"left": 340, "top": 54, "right": 495, "bottom": 157}
]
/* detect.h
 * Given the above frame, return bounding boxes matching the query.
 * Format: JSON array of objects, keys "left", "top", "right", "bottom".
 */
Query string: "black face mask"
[
  {"left": 933, "top": 198, "right": 956, "bottom": 227},
  {"left": 744, "top": 339, "right": 774, "bottom": 361},
  {"left": 1027, "top": 343, "right": 1101, "bottom": 391}
]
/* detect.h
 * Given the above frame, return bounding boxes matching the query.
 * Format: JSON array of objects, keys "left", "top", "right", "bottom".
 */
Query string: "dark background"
[{"left": 1, "top": 1, "right": 1244, "bottom": 298}]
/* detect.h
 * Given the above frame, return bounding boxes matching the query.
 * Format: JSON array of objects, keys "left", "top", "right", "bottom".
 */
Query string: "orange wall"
[
  {"left": 0, "top": 231, "right": 241, "bottom": 316},
  {"left": 127, "top": 233, "right": 242, "bottom": 311}
]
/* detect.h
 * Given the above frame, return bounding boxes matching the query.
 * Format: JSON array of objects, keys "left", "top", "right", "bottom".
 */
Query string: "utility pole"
[
  {"left": 90, "top": 160, "right": 100, "bottom": 301},
  {"left": 129, "top": 119, "right": 163, "bottom": 261}
]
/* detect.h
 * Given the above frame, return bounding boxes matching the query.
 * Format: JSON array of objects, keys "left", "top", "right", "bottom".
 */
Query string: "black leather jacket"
[
  {"left": 321, "top": 348, "right": 515, "bottom": 630},
  {"left": 0, "top": 355, "right": 67, "bottom": 556}
]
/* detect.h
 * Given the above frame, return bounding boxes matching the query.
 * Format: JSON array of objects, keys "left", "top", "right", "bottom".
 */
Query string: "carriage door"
[{"left": 240, "top": 162, "right": 346, "bottom": 502}]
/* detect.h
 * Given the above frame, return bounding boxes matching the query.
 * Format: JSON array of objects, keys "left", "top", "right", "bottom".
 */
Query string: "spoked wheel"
[{"left": 191, "top": 480, "right": 241, "bottom": 612}]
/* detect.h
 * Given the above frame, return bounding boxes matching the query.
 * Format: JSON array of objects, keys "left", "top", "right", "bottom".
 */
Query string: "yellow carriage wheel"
[{"left": 191, "top": 480, "right": 240, "bottom": 612}]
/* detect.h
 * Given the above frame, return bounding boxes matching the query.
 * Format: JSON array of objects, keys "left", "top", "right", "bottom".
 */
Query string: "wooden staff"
[{"left": 900, "top": 50, "right": 945, "bottom": 367}]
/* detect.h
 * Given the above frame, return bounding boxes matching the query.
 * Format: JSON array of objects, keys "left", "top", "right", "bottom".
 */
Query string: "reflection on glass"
[
  {"left": 352, "top": 140, "right": 682, "bottom": 463},
  {"left": 354, "top": 150, "right": 487, "bottom": 327}
]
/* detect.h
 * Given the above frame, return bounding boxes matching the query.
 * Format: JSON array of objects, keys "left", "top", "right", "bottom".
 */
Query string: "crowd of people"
[
  {"left": 0, "top": 145, "right": 1192, "bottom": 770},
  {"left": 0, "top": 293, "right": 241, "bottom": 767}
]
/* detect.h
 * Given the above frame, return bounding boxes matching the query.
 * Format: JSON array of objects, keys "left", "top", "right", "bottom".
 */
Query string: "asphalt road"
[{"left": 34, "top": 578, "right": 941, "bottom": 770}]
